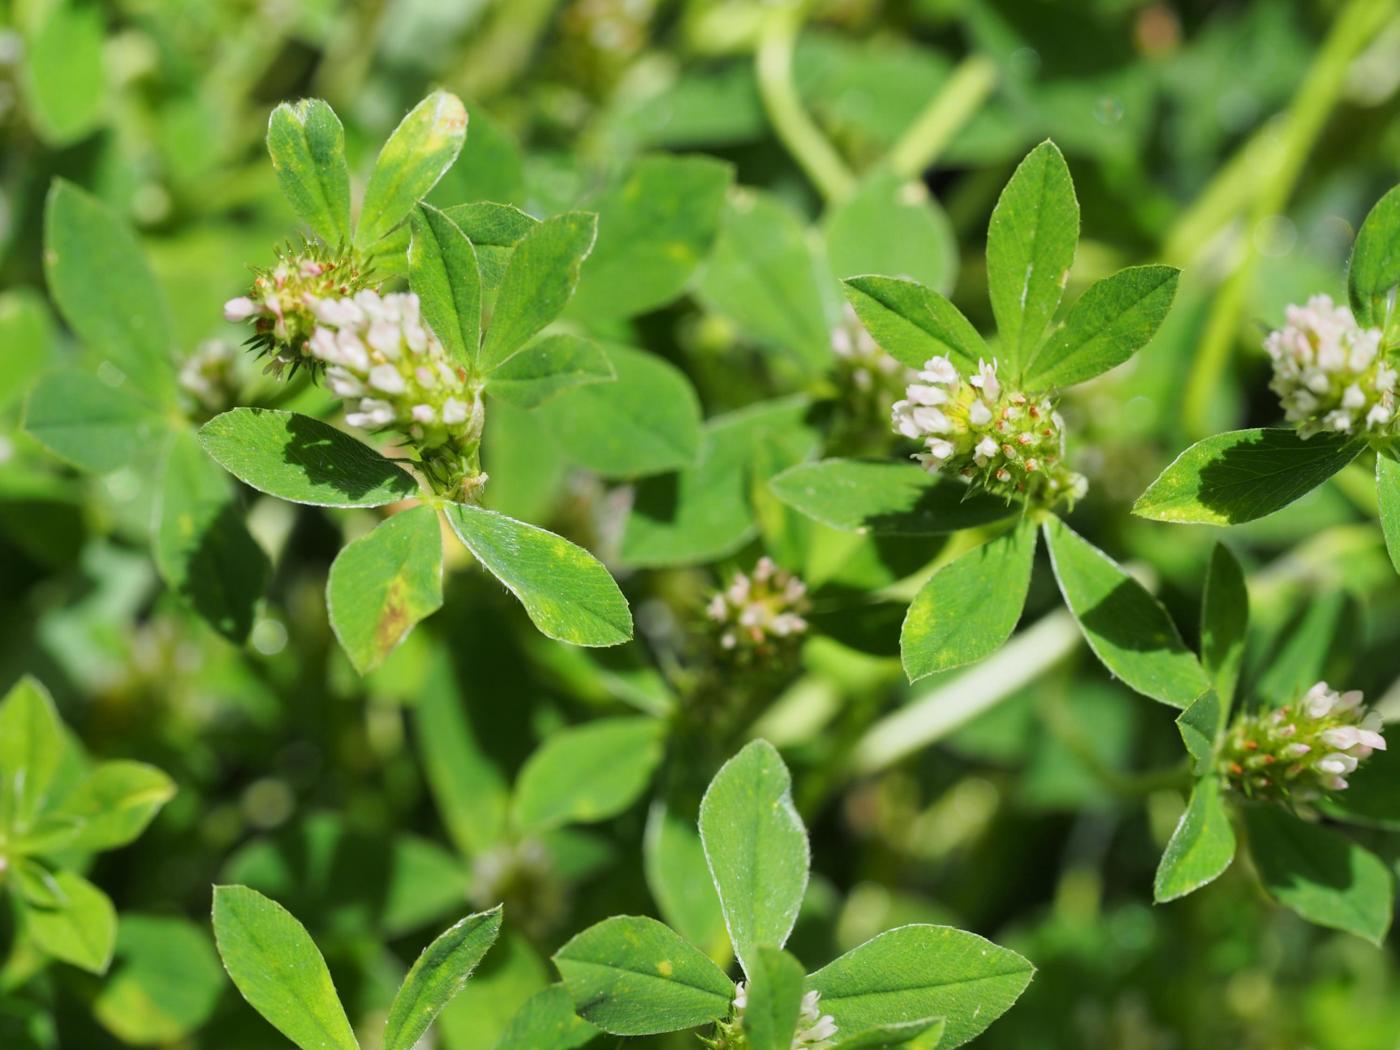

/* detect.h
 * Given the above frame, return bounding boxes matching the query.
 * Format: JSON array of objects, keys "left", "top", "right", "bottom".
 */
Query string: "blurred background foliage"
[{"left": 3, "top": 0, "right": 1400, "bottom": 1047}]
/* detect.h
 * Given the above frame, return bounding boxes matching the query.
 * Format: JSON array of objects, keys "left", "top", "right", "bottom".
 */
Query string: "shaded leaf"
[
  {"left": 769, "top": 459, "right": 1013, "bottom": 535},
  {"left": 199, "top": 409, "right": 418, "bottom": 508},
  {"left": 486, "top": 334, "right": 615, "bottom": 410},
  {"left": 513, "top": 718, "right": 664, "bottom": 834},
  {"left": 1134, "top": 429, "right": 1361, "bottom": 525},
  {"left": 1348, "top": 182, "right": 1400, "bottom": 329},
  {"left": 25, "top": 871, "right": 116, "bottom": 975}
]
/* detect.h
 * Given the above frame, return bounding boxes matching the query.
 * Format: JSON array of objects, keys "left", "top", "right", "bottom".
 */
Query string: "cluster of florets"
[
  {"left": 177, "top": 340, "right": 240, "bottom": 416},
  {"left": 706, "top": 557, "right": 810, "bottom": 661},
  {"left": 892, "top": 356, "right": 1087, "bottom": 506},
  {"left": 1221, "top": 681, "right": 1386, "bottom": 800},
  {"left": 1265, "top": 294, "right": 1396, "bottom": 439},
  {"left": 223, "top": 242, "right": 371, "bottom": 377},
  {"left": 306, "top": 290, "right": 486, "bottom": 499},
  {"left": 718, "top": 984, "right": 837, "bottom": 1050}
]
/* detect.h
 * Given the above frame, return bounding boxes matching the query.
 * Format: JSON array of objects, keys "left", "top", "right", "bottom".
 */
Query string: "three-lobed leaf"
[
  {"left": 901, "top": 519, "right": 1036, "bottom": 682},
  {"left": 327, "top": 505, "right": 444, "bottom": 675},
  {"left": 698, "top": 740, "right": 809, "bottom": 977},
  {"left": 444, "top": 502, "right": 632, "bottom": 647},
  {"left": 382, "top": 907, "right": 503, "bottom": 1050},
  {"left": 553, "top": 915, "right": 734, "bottom": 1035},
  {"left": 211, "top": 885, "right": 360, "bottom": 1050},
  {"left": 49, "top": 760, "right": 176, "bottom": 854},
  {"left": 1134, "top": 429, "right": 1361, "bottom": 525},
  {"left": 267, "top": 99, "right": 351, "bottom": 246},
  {"left": 199, "top": 409, "right": 419, "bottom": 508},
  {"left": 808, "top": 924, "right": 1033, "bottom": 1049},
  {"left": 1044, "top": 518, "right": 1208, "bottom": 708}
]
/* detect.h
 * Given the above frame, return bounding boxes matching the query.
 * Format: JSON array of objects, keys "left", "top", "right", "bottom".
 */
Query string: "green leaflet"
[
  {"left": 154, "top": 428, "right": 269, "bottom": 642},
  {"left": 569, "top": 154, "right": 732, "bottom": 321},
  {"left": 698, "top": 740, "right": 809, "bottom": 977},
  {"left": 697, "top": 189, "right": 835, "bottom": 374},
  {"left": 1153, "top": 776, "right": 1235, "bottom": 902},
  {"left": 1200, "top": 542, "right": 1248, "bottom": 710},
  {"left": 769, "top": 459, "right": 1013, "bottom": 535},
  {"left": 211, "top": 885, "right": 360, "bottom": 1050},
  {"left": 382, "top": 907, "right": 503, "bottom": 1050},
  {"left": 0, "top": 676, "right": 71, "bottom": 829},
  {"left": 491, "top": 985, "right": 598, "bottom": 1050},
  {"left": 92, "top": 916, "right": 224, "bottom": 1045},
  {"left": 1376, "top": 451, "right": 1400, "bottom": 575},
  {"left": 621, "top": 398, "right": 820, "bottom": 567},
  {"left": 267, "top": 98, "right": 351, "bottom": 246},
  {"left": 25, "top": 870, "right": 117, "bottom": 975},
  {"left": 644, "top": 801, "right": 730, "bottom": 964},
  {"left": 21, "top": 1, "right": 105, "bottom": 146},
  {"left": 1347, "top": 182, "right": 1400, "bottom": 329},
  {"left": 0, "top": 289, "right": 54, "bottom": 411},
  {"left": 529, "top": 343, "right": 702, "bottom": 478},
  {"left": 480, "top": 212, "right": 598, "bottom": 371},
  {"left": 900, "top": 518, "right": 1036, "bottom": 681},
  {"left": 985, "top": 141, "right": 1079, "bottom": 381},
  {"left": 25, "top": 369, "right": 162, "bottom": 474},
  {"left": 553, "top": 915, "right": 734, "bottom": 1036},
  {"left": 199, "top": 409, "right": 419, "bottom": 508},
  {"left": 742, "top": 948, "right": 806, "bottom": 1050},
  {"left": 485, "top": 333, "right": 615, "bottom": 410},
  {"left": 444, "top": 502, "right": 632, "bottom": 647},
  {"left": 1043, "top": 517, "right": 1208, "bottom": 708},
  {"left": 327, "top": 505, "right": 444, "bottom": 674},
  {"left": 43, "top": 181, "right": 175, "bottom": 403},
  {"left": 825, "top": 169, "right": 957, "bottom": 295},
  {"left": 841, "top": 275, "right": 987, "bottom": 373},
  {"left": 43, "top": 760, "right": 176, "bottom": 854},
  {"left": 1021, "top": 265, "right": 1179, "bottom": 391},
  {"left": 1133, "top": 428, "right": 1362, "bottom": 525},
  {"left": 807, "top": 925, "right": 1033, "bottom": 1049},
  {"left": 513, "top": 717, "right": 664, "bottom": 833},
  {"left": 356, "top": 91, "right": 468, "bottom": 248},
  {"left": 1243, "top": 807, "right": 1393, "bottom": 945},
  {"left": 409, "top": 203, "right": 482, "bottom": 368}
]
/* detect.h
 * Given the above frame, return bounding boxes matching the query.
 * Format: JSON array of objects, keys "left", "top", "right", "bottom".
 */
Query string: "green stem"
[
  {"left": 887, "top": 55, "right": 999, "bottom": 180},
  {"left": 755, "top": 1, "right": 856, "bottom": 203},
  {"left": 451, "top": 0, "right": 564, "bottom": 100},
  {"left": 1181, "top": 0, "right": 1397, "bottom": 438}
]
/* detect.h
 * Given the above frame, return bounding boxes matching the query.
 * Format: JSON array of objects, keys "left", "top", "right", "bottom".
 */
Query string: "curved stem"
[
  {"left": 755, "top": 2, "right": 856, "bottom": 203},
  {"left": 1181, "top": 0, "right": 1397, "bottom": 438},
  {"left": 887, "top": 55, "right": 999, "bottom": 180}
]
